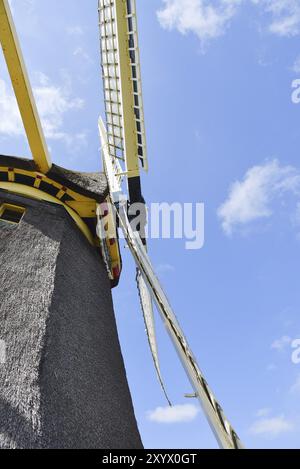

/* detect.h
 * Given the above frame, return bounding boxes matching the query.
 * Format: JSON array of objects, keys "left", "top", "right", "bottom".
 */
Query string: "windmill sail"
[
  {"left": 98, "top": 0, "right": 244, "bottom": 449},
  {"left": 99, "top": 118, "right": 169, "bottom": 403},
  {"left": 98, "top": 0, "right": 147, "bottom": 182},
  {"left": 117, "top": 200, "right": 244, "bottom": 450},
  {"left": 136, "top": 269, "right": 171, "bottom": 406},
  {"left": 0, "top": 0, "right": 52, "bottom": 173},
  {"left": 98, "top": 0, "right": 168, "bottom": 399}
]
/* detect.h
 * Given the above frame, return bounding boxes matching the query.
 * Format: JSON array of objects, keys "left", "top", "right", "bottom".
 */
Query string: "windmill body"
[
  {"left": 0, "top": 0, "right": 244, "bottom": 449},
  {"left": 0, "top": 0, "right": 141, "bottom": 448},
  {"left": 0, "top": 175, "right": 142, "bottom": 449}
]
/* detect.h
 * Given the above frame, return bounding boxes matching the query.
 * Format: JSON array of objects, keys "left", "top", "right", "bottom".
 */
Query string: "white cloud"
[
  {"left": 8, "top": 0, "right": 36, "bottom": 20},
  {"left": 271, "top": 335, "right": 292, "bottom": 351},
  {"left": 0, "top": 73, "right": 86, "bottom": 147},
  {"left": 147, "top": 404, "right": 200, "bottom": 423},
  {"left": 0, "top": 80, "right": 25, "bottom": 137},
  {"left": 157, "top": 0, "right": 241, "bottom": 44},
  {"left": 157, "top": 0, "right": 300, "bottom": 43},
  {"left": 249, "top": 414, "right": 294, "bottom": 437},
  {"left": 34, "top": 84, "right": 84, "bottom": 142},
  {"left": 34, "top": 71, "right": 50, "bottom": 87},
  {"left": 67, "top": 25, "right": 84, "bottom": 36},
  {"left": 254, "top": 0, "right": 300, "bottom": 37},
  {"left": 156, "top": 263, "right": 175, "bottom": 274},
  {"left": 218, "top": 160, "right": 300, "bottom": 236},
  {"left": 73, "top": 47, "right": 94, "bottom": 64},
  {"left": 256, "top": 407, "right": 272, "bottom": 417}
]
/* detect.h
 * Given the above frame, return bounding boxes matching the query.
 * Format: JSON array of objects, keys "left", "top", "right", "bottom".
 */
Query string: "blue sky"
[{"left": 1, "top": 0, "right": 300, "bottom": 449}]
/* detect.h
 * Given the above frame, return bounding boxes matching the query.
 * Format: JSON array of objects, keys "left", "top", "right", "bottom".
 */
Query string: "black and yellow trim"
[{"left": 0, "top": 164, "right": 122, "bottom": 287}]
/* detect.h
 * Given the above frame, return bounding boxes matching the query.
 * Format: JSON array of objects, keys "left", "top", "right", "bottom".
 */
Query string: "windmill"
[
  {"left": 98, "top": 0, "right": 244, "bottom": 450},
  {"left": 0, "top": 0, "right": 140, "bottom": 449},
  {"left": 0, "top": 0, "right": 244, "bottom": 449}
]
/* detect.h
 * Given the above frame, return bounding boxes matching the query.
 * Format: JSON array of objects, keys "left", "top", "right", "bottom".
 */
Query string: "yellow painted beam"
[
  {"left": 0, "top": 182, "right": 94, "bottom": 244},
  {"left": 114, "top": 0, "right": 140, "bottom": 178},
  {"left": 0, "top": 0, "right": 52, "bottom": 173}
]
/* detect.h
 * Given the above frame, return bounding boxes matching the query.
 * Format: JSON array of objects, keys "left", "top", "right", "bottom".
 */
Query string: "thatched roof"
[{"left": 0, "top": 155, "right": 108, "bottom": 202}]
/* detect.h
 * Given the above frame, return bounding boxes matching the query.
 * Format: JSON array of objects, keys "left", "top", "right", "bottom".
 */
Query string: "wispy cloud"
[
  {"left": 8, "top": 0, "right": 38, "bottom": 35},
  {"left": 147, "top": 404, "right": 200, "bottom": 423},
  {"left": 249, "top": 414, "right": 294, "bottom": 437},
  {"left": 0, "top": 80, "right": 25, "bottom": 137},
  {"left": 156, "top": 263, "right": 175, "bottom": 274},
  {"left": 253, "top": 0, "right": 300, "bottom": 37},
  {"left": 66, "top": 25, "right": 84, "bottom": 36},
  {"left": 256, "top": 407, "right": 272, "bottom": 417},
  {"left": 73, "top": 47, "right": 94, "bottom": 64},
  {"left": 157, "top": 0, "right": 300, "bottom": 44},
  {"left": 271, "top": 335, "right": 292, "bottom": 351},
  {"left": 157, "top": 0, "right": 241, "bottom": 44},
  {"left": 218, "top": 160, "right": 300, "bottom": 236},
  {"left": 0, "top": 72, "right": 87, "bottom": 148},
  {"left": 8, "top": 0, "right": 35, "bottom": 13}
]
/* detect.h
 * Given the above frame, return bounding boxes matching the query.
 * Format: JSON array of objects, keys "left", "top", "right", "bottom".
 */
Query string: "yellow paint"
[
  {"left": 0, "top": 166, "right": 97, "bottom": 216},
  {"left": 114, "top": 0, "right": 140, "bottom": 179},
  {"left": 0, "top": 182, "right": 94, "bottom": 245},
  {"left": 0, "top": 0, "right": 52, "bottom": 173},
  {"left": 0, "top": 171, "right": 122, "bottom": 283}
]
